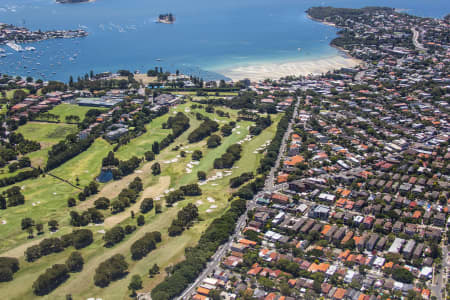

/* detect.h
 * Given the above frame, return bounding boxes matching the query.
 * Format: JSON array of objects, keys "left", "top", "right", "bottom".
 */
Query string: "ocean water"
[{"left": 0, "top": 0, "right": 448, "bottom": 82}]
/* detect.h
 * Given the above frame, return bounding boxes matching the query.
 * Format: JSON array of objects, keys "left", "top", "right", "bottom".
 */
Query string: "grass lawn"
[
  {"left": 35, "top": 104, "right": 107, "bottom": 123},
  {"left": 17, "top": 122, "right": 77, "bottom": 147},
  {"left": 0, "top": 100, "right": 282, "bottom": 299},
  {"left": 0, "top": 140, "right": 109, "bottom": 253},
  {"left": 0, "top": 174, "right": 78, "bottom": 253},
  {"left": 0, "top": 103, "right": 6, "bottom": 116},
  {"left": 0, "top": 167, "right": 33, "bottom": 180},
  {"left": 51, "top": 138, "right": 113, "bottom": 186},
  {"left": 5, "top": 89, "right": 29, "bottom": 100},
  {"left": 115, "top": 113, "right": 172, "bottom": 161},
  {"left": 26, "top": 148, "right": 50, "bottom": 168}
]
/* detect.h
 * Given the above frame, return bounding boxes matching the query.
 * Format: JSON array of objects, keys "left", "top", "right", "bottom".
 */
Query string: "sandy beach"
[{"left": 217, "top": 55, "right": 362, "bottom": 82}]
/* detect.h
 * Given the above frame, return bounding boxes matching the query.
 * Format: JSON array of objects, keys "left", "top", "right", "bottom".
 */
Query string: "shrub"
[
  {"left": 214, "top": 144, "right": 242, "bottom": 169},
  {"left": 21, "top": 217, "right": 34, "bottom": 230},
  {"left": 131, "top": 232, "right": 161, "bottom": 260},
  {"left": 0, "top": 257, "right": 19, "bottom": 273},
  {"left": 94, "top": 197, "right": 110, "bottom": 210},
  {"left": 94, "top": 254, "right": 128, "bottom": 287},
  {"left": 0, "top": 267, "right": 13, "bottom": 282},
  {"left": 33, "top": 264, "right": 69, "bottom": 296},
  {"left": 179, "top": 184, "right": 202, "bottom": 196},
  {"left": 392, "top": 268, "right": 414, "bottom": 284},
  {"left": 0, "top": 257, "right": 19, "bottom": 282},
  {"left": 229, "top": 172, "right": 254, "bottom": 188},
  {"left": 125, "top": 225, "right": 136, "bottom": 234},
  {"left": 206, "top": 135, "right": 221, "bottom": 148},
  {"left": 25, "top": 245, "right": 41, "bottom": 262},
  {"left": 187, "top": 119, "right": 219, "bottom": 143},
  {"left": 71, "top": 229, "right": 94, "bottom": 249},
  {"left": 192, "top": 150, "right": 202, "bottom": 161},
  {"left": 144, "top": 151, "right": 155, "bottom": 161},
  {"left": 104, "top": 226, "right": 125, "bottom": 247},
  {"left": 197, "top": 171, "right": 206, "bottom": 181},
  {"left": 67, "top": 197, "right": 76, "bottom": 207},
  {"left": 152, "top": 163, "right": 161, "bottom": 175},
  {"left": 65, "top": 252, "right": 84, "bottom": 272},
  {"left": 137, "top": 215, "right": 145, "bottom": 226}
]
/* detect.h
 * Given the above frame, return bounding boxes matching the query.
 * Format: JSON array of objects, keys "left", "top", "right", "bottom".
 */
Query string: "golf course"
[{"left": 0, "top": 99, "right": 281, "bottom": 299}]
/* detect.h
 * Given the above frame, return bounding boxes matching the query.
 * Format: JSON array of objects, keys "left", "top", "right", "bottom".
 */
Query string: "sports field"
[
  {"left": 16, "top": 122, "right": 77, "bottom": 147},
  {"left": 35, "top": 104, "right": 107, "bottom": 123}
]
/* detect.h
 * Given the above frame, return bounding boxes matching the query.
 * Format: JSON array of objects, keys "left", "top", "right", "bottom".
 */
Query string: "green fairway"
[
  {"left": 16, "top": 122, "right": 77, "bottom": 147},
  {"left": 115, "top": 102, "right": 238, "bottom": 161},
  {"left": 26, "top": 148, "right": 50, "bottom": 168},
  {"left": 35, "top": 104, "right": 107, "bottom": 123},
  {"left": 0, "top": 167, "right": 33, "bottom": 180},
  {"left": 0, "top": 100, "right": 282, "bottom": 300},
  {"left": 0, "top": 140, "right": 109, "bottom": 253},
  {"left": 115, "top": 113, "right": 172, "bottom": 161},
  {"left": 51, "top": 138, "right": 113, "bottom": 186},
  {"left": 0, "top": 174, "right": 78, "bottom": 253}
]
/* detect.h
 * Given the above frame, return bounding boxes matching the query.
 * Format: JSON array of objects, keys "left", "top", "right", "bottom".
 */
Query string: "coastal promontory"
[{"left": 56, "top": 0, "right": 90, "bottom": 3}]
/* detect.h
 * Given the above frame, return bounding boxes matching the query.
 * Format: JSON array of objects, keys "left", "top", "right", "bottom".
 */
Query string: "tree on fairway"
[
  {"left": 152, "top": 142, "right": 160, "bottom": 154},
  {"left": 137, "top": 215, "right": 145, "bottom": 226},
  {"left": 152, "top": 163, "right": 161, "bottom": 175},
  {"left": 197, "top": 171, "right": 206, "bottom": 181},
  {"left": 149, "top": 264, "right": 160, "bottom": 277},
  {"left": 128, "top": 274, "right": 142, "bottom": 296},
  {"left": 65, "top": 251, "right": 84, "bottom": 272},
  {"left": 48, "top": 220, "right": 59, "bottom": 232},
  {"left": 36, "top": 223, "right": 44, "bottom": 235}
]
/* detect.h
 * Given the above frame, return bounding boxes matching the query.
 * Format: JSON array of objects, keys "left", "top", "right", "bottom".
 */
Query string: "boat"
[
  {"left": 6, "top": 42, "right": 24, "bottom": 52},
  {"left": 156, "top": 58, "right": 162, "bottom": 61}
]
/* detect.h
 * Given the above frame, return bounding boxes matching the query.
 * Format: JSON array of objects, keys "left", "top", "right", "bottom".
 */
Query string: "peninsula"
[{"left": 0, "top": 23, "right": 88, "bottom": 46}]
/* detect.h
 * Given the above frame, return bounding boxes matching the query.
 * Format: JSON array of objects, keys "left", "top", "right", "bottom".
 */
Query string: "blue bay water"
[{"left": 0, "top": 0, "right": 448, "bottom": 81}]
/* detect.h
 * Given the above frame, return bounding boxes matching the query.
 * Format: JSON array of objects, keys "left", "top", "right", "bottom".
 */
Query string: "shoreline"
[
  {"left": 215, "top": 55, "right": 362, "bottom": 82},
  {"left": 306, "top": 14, "right": 336, "bottom": 27},
  {"left": 214, "top": 13, "right": 362, "bottom": 82}
]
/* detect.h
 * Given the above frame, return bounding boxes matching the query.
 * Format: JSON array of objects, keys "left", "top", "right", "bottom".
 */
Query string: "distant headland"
[
  {"left": 56, "top": 0, "right": 94, "bottom": 4},
  {"left": 157, "top": 13, "right": 175, "bottom": 24}
]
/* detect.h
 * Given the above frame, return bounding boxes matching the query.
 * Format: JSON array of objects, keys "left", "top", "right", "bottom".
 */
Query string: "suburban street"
[
  {"left": 431, "top": 236, "right": 448, "bottom": 300},
  {"left": 265, "top": 98, "right": 300, "bottom": 192},
  {"left": 178, "top": 98, "right": 299, "bottom": 300},
  {"left": 412, "top": 27, "right": 426, "bottom": 51}
]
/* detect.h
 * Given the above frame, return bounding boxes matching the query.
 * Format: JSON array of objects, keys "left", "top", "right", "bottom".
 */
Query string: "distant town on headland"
[{"left": 56, "top": 0, "right": 90, "bottom": 4}]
